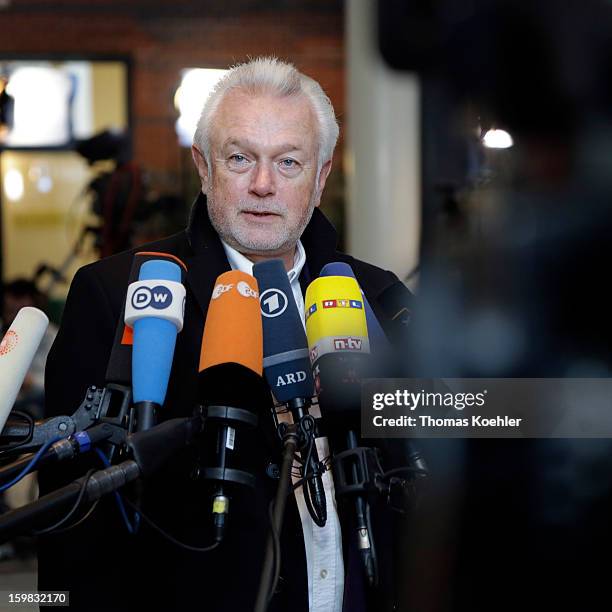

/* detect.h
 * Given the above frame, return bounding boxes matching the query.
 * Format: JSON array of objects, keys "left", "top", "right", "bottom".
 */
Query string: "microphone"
[
  {"left": 305, "top": 272, "right": 377, "bottom": 585},
  {"left": 305, "top": 274, "right": 370, "bottom": 422},
  {"left": 198, "top": 270, "right": 267, "bottom": 542},
  {"left": 252, "top": 259, "right": 327, "bottom": 528},
  {"left": 124, "top": 259, "right": 186, "bottom": 431},
  {"left": 320, "top": 262, "right": 389, "bottom": 355},
  {"left": 0, "top": 307, "right": 49, "bottom": 433},
  {"left": 315, "top": 265, "right": 428, "bottom": 586}
]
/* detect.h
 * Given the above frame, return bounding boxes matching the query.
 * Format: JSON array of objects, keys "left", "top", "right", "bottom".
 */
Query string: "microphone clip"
[
  {"left": 332, "top": 444, "right": 429, "bottom": 514},
  {"left": 0, "top": 384, "right": 132, "bottom": 456},
  {"left": 331, "top": 446, "right": 384, "bottom": 500}
]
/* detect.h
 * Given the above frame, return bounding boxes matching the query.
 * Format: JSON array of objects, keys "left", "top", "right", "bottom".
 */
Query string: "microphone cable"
[
  {"left": 27, "top": 451, "right": 220, "bottom": 553},
  {"left": 32, "top": 469, "right": 97, "bottom": 535},
  {"left": 294, "top": 414, "right": 327, "bottom": 528},
  {"left": 122, "top": 497, "right": 220, "bottom": 554},
  {"left": 30, "top": 447, "right": 133, "bottom": 537},
  {"left": 94, "top": 447, "right": 139, "bottom": 534},
  {"left": 0, "top": 410, "right": 35, "bottom": 456},
  {"left": 262, "top": 463, "right": 336, "bottom": 609},
  {"left": 0, "top": 437, "right": 60, "bottom": 493},
  {"left": 265, "top": 499, "right": 282, "bottom": 607}
]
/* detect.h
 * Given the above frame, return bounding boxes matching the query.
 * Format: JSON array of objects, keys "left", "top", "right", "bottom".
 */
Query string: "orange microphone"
[
  {"left": 198, "top": 270, "right": 268, "bottom": 543},
  {"left": 199, "top": 270, "right": 263, "bottom": 375}
]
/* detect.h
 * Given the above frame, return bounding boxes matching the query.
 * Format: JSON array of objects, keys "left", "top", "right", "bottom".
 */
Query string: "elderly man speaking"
[{"left": 38, "top": 57, "right": 403, "bottom": 612}]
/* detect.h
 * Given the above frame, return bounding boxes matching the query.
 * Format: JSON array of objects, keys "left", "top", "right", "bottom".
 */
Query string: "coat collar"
[{"left": 183, "top": 192, "right": 340, "bottom": 315}]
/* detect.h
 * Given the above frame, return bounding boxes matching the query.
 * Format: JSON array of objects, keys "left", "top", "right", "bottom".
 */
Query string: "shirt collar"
[{"left": 220, "top": 239, "right": 307, "bottom": 283}]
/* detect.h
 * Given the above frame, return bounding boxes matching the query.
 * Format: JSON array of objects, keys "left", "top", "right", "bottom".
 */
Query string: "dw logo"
[
  {"left": 132, "top": 285, "right": 173, "bottom": 310},
  {"left": 260, "top": 288, "right": 288, "bottom": 318}
]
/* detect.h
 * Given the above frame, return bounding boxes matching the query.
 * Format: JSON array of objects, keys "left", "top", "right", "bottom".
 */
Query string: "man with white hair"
[{"left": 38, "top": 57, "right": 403, "bottom": 612}]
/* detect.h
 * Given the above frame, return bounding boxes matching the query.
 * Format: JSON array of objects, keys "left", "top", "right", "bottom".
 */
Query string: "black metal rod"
[
  {"left": 254, "top": 425, "right": 299, "bottom": 612},
  {"left": 0, "top": 460, "right": 140, "bottom": 543},
  {"left": 0, "top": 479, "right": 83, "bottom": 543}
]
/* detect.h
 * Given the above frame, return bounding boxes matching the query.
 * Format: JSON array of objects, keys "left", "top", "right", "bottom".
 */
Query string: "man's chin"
[
  {"left": 234, "top": 240, "right": 293, "bottom": 257},
  {"left": 230, "top": 227, "right": 290, "bottom": 253}
]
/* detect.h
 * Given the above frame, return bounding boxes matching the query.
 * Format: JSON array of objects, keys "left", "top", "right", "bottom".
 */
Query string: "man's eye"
[
  {"left": 280, "top": 159, "right": 298, "bottom": 169},
  {"left": 229, "top": 154, "right": 247, "bottom": 163}
]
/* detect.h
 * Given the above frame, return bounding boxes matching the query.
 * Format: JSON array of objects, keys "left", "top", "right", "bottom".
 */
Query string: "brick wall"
[{"left": 1, "top": 3, "right": 345, "bottom": 196}]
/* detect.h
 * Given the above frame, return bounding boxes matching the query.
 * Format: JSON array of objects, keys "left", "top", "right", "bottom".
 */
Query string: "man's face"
[{"left": 192, "top": 89, "right": 332, "bottom": 263}]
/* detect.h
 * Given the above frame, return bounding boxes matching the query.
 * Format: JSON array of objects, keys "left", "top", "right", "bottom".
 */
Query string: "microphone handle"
[
  {"left": 0, "top": 461, "right": 140, "bottom": 543},
  {"left": 211, "top": 423, "right": 231, "bottom": 543},
  {"left": 288, "top": 401, "right": 327, "bottom": 527},
  {"left": 348, "top": 430, "right": 377, "bottom": 586},
  {"left": 134, "top": 400, "right": 159, "bottom": 433},
  {"left": 304, "top": 443, "right": 327, "bottom": 527}
]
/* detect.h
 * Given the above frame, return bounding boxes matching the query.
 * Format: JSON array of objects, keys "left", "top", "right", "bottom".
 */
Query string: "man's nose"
[{"left": 248, "top": 162, "right": 276, "bottom": 197}]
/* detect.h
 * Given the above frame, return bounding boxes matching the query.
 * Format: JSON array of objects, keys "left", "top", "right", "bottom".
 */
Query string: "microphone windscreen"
[
  {"left": 199, "top": 271, "right": 262, "bottom": 375},
  {"left": 0, "top": 307, "right": 48, "bottom": 432},
  {"left": 132, "top": 259, "right": 182, "bottom": 405},
  {"left": 253, "top": 259, "right": 314, "bottom": 402},
  {"left": 320, "top": 262, "right": 390, "bottom": 352},
  {"left": 304, "top": 276, "right": 371, "bottom": 419},
  {"left": 304, "top": 275, "right": 369, "bottom": 364},
  {"left": 377, "top": 280, "right": 413, "bottom": 327}
]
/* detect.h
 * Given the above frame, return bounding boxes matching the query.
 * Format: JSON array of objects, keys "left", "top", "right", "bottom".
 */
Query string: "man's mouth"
[{"left": 241, "top": 210, "right": 280, "bottom": 219}]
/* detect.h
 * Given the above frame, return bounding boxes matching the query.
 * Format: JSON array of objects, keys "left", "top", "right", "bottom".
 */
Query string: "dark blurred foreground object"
[{"left": 378, "top": 2, "right": 612, "bottom": 610}]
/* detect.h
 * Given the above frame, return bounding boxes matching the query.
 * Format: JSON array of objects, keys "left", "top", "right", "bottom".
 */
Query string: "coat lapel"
[{"left": 183, "top": 193, "right": 231, "bottom": 321}]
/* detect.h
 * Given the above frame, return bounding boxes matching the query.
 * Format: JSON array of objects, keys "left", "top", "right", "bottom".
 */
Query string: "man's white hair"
[{"left": 193, "top": 57, "right": 339, "bottom": 170}]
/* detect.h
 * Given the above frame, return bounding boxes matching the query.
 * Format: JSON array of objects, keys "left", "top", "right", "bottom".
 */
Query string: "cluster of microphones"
[{"left": 0, "top": 254, "right": 425, "bottom": 606}]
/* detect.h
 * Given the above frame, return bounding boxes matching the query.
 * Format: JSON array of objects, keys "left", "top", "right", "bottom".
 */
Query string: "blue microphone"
[
  {"left": 125, "top": 259, "right": 186, "bottom": 431},
  {"left": 252, "top": 259, "right": 327, "bottom": 527},
  {"left": 252, "top": 260, "right": 315, "bottom": 404}
]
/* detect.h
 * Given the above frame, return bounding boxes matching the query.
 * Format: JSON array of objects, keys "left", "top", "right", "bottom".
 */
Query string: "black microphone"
[
  {"left": 308, "top": 266, "right": 377, "bottom": 585},
  {"left": 316, "top": 265, "right": 428, "bottom": 587},
  {"left": 253, "top": 258, "right": 327, "bottom": 528},
  {"left": 197, "top": 270, "right": 268, "bottom": 542}
]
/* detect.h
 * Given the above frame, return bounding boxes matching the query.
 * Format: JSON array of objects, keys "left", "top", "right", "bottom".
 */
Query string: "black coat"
[{"left": 38, "top": 194, "right": 404, "bottom": 612}]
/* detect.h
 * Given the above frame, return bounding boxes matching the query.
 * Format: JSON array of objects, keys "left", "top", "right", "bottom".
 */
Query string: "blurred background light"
[
  {"left": 174, "top": 68, "right": 227, "bottom": 147},
  {"left": 5, "top": 66, "right": 72, "bottom": 147},
  {"left": 4, "top": 167, "right": 24, "bottom": 201},
  {"left": 482, "top": 128, "right": 514, "bottom": 149}
]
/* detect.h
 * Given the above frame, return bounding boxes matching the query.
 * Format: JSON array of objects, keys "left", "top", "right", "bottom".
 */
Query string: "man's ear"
[
  {"left": 191, "top": 145, "right": 210, "bottom": 190},
  {"left": 314, "top": 159, "right": 333, "bottom": 208}
]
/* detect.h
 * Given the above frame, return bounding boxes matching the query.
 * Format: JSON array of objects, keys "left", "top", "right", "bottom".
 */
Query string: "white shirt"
[{"left": 221, "top": 239, "right": 345, "bottom": 612}]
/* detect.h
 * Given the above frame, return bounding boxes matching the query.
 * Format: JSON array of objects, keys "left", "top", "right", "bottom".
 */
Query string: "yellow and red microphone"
[{"left": 305, "top": 275, "right": 371, "bottom": 424}]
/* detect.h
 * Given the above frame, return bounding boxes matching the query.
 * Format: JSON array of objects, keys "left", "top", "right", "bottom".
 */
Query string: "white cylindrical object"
[
  {"left": 124, "top": 279, "right": 186, "bottom": 331},
  {"left": 0, "top": 307, "right": 49, "bottom": 433}
]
